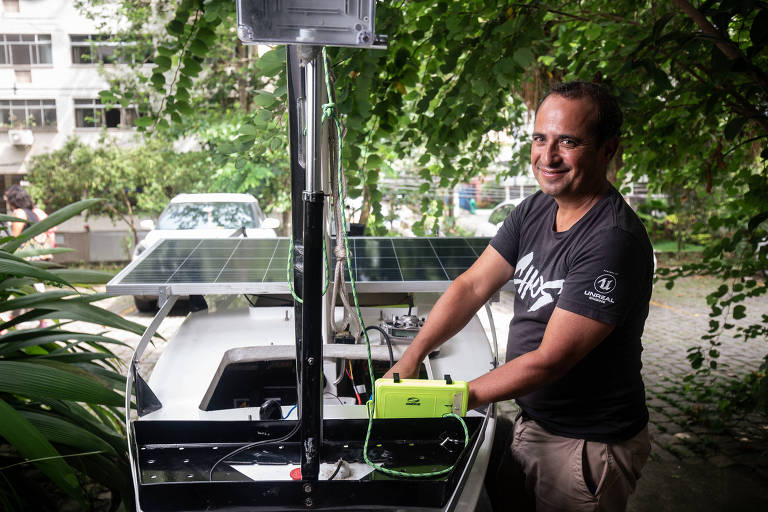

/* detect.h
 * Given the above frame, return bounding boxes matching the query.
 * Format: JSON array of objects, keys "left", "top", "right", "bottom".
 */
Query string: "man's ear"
[{"left": 602, "top": 136, "right": 619, "bottom": 161}]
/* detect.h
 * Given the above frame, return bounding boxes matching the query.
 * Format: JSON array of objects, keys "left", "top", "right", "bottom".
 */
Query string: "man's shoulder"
[
  {"left": 516, "top": 190, "right": 553, "bottom": 218},
  {"left": 602, "top": 186, "right": 651, "bottom": 243}
]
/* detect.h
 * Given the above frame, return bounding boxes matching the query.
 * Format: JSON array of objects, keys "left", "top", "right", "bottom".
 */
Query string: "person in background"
[
  {"left": 4, "top": 184, "right": 53, "bottom": 242},
  {"left": 3, "top": 184, "right": 55, "bottom": 328}
]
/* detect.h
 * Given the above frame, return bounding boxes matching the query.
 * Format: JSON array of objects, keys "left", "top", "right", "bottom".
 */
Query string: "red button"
[{"left": 290, "top": 468, "right": 302, "bottom": 480}]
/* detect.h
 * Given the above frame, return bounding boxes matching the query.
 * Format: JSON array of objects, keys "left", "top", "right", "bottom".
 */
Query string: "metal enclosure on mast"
[{"left": 236, "top": 0, "right": 386, "bottom": 483}]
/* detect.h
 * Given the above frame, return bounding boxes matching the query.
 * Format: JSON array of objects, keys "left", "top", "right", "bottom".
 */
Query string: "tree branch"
[{"left": 672, "top": 0, "right": 768, "bottom": 94}]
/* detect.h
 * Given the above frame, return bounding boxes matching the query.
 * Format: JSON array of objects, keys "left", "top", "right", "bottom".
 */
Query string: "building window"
[
  {"left": 3, "top": 0, "right": 20, "bottom": 13},
  {"left": 0, "top": 99, "right": 57, "bottom": 129},
  {"left": 14, "top": 69, "right": 31, "bottom": 83},
  {"left": 0, "top": 34, "right": 52, "bottom": 66},
  {"left": 71, "top": 34, "right": 137, "bottom": 65},
  {"left": 74, "top": 98, "right": 137, "bottom": 128}
]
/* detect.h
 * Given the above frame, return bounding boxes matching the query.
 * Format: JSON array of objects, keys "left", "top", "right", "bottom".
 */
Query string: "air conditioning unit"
[{"left": 8, "top": 129, "right": 34, "bottom": 147}]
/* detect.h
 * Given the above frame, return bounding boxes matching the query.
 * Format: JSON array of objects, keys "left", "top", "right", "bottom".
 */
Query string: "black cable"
[
  {"left": 328, "top": 459, "right": 344, "bottom": 480},
  {"left": 208, "top": 421, "right": 301, "bottom": 481},
  {"left": 364, "top": 325, "right": 394, "bottom": 369},
  {"left": 323, "top": 391, "right": 344, "bottom": 405}
]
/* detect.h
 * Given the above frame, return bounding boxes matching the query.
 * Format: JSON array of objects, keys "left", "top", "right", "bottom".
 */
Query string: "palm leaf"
[
  {"left": 15, "top": 247, "right": 74, "bottom": 259},
  {"left": 48, "top": 269, "right": 114, "bottom": 285},
  {"left": 0, "top": 214, "right": 29, "bottom": 224},
  {"left": 0, "top": 300, "right": 146, "bottom": 336},
  {"left": 20, "top": 411, "right": 117, "bottom": 457},
  {"left": 0, "top": 260, "right": 71, "bottom": 288},
  {"left": 0, "top": 399, "right": 82, "bottom": 501},
  {"left": 0, "top": 290, "right": 77, "bottom": 312},
  {"left": 37, "top": 352, "right": 117, "bottom": 364},
  {"left": 0, "top": 332, "right": 130, "bottom": 357},
  {"left": 0, "top": 361, "right": 123, "bottom": 406},
  {"left": 1, "top": 199, "right": 100, "bottom": 253},
  {"left": 38, "top": 400, "right": 125, "bottom": 447}
]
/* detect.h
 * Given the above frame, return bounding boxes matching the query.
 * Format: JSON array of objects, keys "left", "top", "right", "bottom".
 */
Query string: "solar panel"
[{"left": 107, "top": 237, "right": 511, "bottom": 296}]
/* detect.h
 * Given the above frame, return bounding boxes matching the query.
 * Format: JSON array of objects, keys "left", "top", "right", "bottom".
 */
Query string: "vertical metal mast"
[
  {"left": 287, "top": 46, "right": 325, "bottom": 484},
  {"left": 237, "top": 0, "right": 385, "bottom": 494}
]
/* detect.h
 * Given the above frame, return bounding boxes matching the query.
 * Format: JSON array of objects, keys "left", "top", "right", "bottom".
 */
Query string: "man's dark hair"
[
  {"left": 536, "top": 81, "right": 623, "bottom": 144},
  {"left": 4, "top": 184, "right": 34, "bottom": 209}
]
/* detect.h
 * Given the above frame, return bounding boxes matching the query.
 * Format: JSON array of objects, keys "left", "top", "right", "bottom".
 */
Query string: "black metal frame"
[{"left": 133, "top": 417, "right": 481, "bottom": 511}]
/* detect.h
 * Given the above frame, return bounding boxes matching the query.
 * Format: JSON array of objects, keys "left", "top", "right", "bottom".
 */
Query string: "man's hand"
[
  {"left": 382, "top": 353, "right": 420, "bottom": 379},
  {"left": 382, "top": 246, "right": 513, "bottom": 381}
]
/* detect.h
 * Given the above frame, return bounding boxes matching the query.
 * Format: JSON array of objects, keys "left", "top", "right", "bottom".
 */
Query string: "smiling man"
[{"left": 385, "top": 82, "right": 654, "bottom": 511}]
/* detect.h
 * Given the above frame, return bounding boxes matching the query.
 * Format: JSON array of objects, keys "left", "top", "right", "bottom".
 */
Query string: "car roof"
[
  {"left": 169, "top": 193, "right": 258, "bottom": 204},
  {"left": 492, "top": 197, "right": 525, "bottom": 210}
]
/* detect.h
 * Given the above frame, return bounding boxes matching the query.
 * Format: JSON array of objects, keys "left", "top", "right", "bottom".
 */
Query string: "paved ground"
[{"left": 96, "top": 274, "right": 768, "bottom": 510}]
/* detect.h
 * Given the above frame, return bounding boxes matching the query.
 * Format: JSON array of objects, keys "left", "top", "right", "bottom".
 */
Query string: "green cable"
[
  {"left": 320, "top": 48, "right": 469, "bottom": 478},
  {"left": 287, "top": 237, "right": 330, "bottom": 305}
]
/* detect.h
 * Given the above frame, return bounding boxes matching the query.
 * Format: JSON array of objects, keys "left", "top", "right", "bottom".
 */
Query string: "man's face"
[{"left": 531, "top": 95, "right": 616, "bottom": 202}]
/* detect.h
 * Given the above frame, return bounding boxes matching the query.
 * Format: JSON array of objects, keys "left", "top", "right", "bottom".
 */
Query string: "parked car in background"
[
  {"left": 132, "top": 193, "right": 279, "bottom": 311},
  {"left": 474, "top": 198, "right": 524, "bottom": 237}
]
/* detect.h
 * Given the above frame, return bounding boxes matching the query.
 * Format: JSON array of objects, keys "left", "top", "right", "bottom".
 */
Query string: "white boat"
[{"left": 107, "top": 3, "right": 510, "bottom": 509}]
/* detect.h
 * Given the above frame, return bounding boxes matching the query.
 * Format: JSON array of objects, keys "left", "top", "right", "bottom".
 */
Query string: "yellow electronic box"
[{"left": 373, "top": 374, "right": 468, "bottom": 419}]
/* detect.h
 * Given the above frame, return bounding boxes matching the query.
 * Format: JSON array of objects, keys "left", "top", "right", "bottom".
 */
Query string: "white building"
[{"left": 0, "top": 0, "right": 139, "bottom": 211}]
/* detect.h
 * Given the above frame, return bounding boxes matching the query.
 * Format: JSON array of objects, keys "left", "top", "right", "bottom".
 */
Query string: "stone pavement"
[{"left": 492, "top": 275, "right": 768, "bottom": 511}]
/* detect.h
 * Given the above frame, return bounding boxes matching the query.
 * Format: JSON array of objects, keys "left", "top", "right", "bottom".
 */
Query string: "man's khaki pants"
[{"left": 493, "top": 415, "right": 651, "bottom": 512}]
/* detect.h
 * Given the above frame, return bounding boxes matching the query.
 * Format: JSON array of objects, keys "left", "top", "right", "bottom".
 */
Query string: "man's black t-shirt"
[{"left": 490, "top": 185, "right": 652, "bottom": 442}]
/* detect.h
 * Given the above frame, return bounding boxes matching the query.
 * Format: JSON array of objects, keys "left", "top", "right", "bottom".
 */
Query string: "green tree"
[
  {"left": 26, "top": 137, "right": 210, "bottom": 245},
  {"left": 97, "top": 0, "right": 767, "bottom": 405}
]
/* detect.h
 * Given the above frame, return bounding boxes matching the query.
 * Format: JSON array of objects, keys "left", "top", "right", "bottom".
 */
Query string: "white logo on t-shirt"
[
  {"left": 513, "top": 252, "right": 564, "bottom": 312},
  {"left": 594, "top": 274, "right": 616, "bottom": 293}
]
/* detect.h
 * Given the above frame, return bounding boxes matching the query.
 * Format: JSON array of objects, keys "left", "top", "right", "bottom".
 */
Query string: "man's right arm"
[{"left": 384, "top": 245, "right": 515, "bottom": 379}]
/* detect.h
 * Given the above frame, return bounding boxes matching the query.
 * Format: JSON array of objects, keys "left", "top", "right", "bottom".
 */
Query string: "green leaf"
[
  {"left": 0, "top": 259, "right": 71, "bottom": 287},
  {"left": 49, "top": 269, "right": 113, "bottom": 284},
  {"left": 134, "top": 116, "right": 153, "bottom": 128},
  {"left": 733, "top": 305, "right": 746, "bottom": 319},
  {"left": 151, "top": 72, "right": 165, "bottom": 90},
  {"left": 0, "top": 361, "right": 123, "bottom": 405},
  {"left": 166, "top": 19, "right": 184, "bottom": 36},
  {"left": 419, "top": 183, "right": 430, "bottom": 194},
  {"left": 240, "top": 125, "right": 259, "bottom": 137},
  {"left": 196, "top": 26, "right": 216, "bottom": 47},
  {"left": 153, "top": 55, "right": 172, "bottom": 71},
  {"left": 183, "top": 57, "right": 202, "bottom": 76},
  {"left": 256, "top": 47, "right": 286, "bottom": 76},
  {"left": 97, "top": 90, "right": 117, "bottom": 104},
  {"left": 21, "top": 411, "right": 117, "bottom": 456},
  {"left": 0, "top": 290, "right": 76, "bottom": 313},
  {"left": 175, "top": 100, "right": 193, "bottom": 115},
  {"left": 0, "top": 399, "right": 82, "bottom": 500},
  {"left": 512, "top": 47, "right": 534, "bottom": 68},
  {"left": 188, "top": 38, "right": 208, "bottom": 57},
  {"left": 253, "top": 91, "right": 276, "bottom": 107},
  {"left": 724, "top": 117, "right": 748, "bottom": 140}
]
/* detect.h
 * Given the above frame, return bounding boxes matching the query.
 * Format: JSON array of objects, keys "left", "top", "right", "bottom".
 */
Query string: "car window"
[
  {"left": 156, "top": 202, "right": 260, "bottom": 230},
  {"left": 489, "top": 204, "right": 515, "bottom": 225}
]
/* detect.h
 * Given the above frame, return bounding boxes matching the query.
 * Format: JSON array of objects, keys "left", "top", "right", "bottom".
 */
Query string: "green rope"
[{"left": 320, "top": 47, "right": 469, "bottom": 479}]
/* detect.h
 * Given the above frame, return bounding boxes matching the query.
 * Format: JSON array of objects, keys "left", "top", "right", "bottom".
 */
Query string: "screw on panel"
[
  {"left": 303, "top": 482, "right": 312, "bottom": 493},
  {"left": 304, "top": 497, "right": 313, "bottom": 507},
  {"left": 307, "top": 357, "right": 316, "bottom": 366}
]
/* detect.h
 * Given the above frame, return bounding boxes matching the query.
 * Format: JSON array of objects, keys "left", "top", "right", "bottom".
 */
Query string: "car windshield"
[
  {"left": 489, "top": 204, "right": 516, "bottom": 225},
  {"left": 156, "top": 202, "right": 260, "bottom": 230}
]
